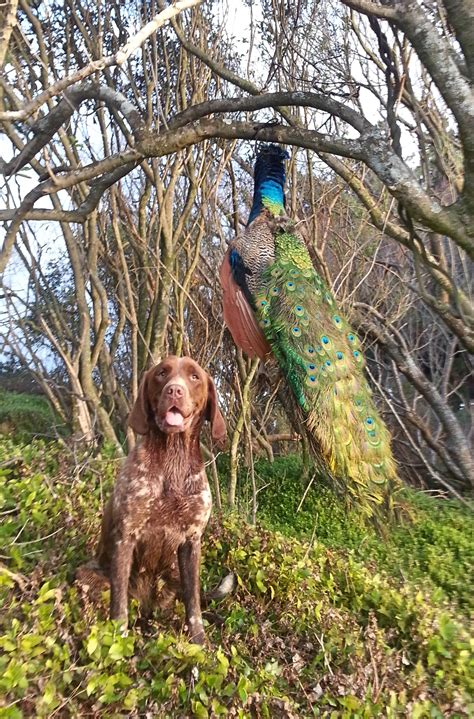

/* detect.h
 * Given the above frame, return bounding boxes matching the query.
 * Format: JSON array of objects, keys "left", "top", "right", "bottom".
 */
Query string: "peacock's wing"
[
  {"left": 256, "top": 225, "right": 399, "bottom": 515},
  {"left": 219, "top": 247, "right": 271, "bottom": 360}
]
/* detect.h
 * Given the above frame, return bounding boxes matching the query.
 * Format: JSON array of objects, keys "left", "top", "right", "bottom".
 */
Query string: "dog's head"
[{"left": 128, "top": 356, "right": 226, "bottom": 446}]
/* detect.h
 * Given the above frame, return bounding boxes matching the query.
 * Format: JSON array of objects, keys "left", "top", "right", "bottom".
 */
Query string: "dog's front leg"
[
  {"left": 178, "top": 536, "right": 205, "bottom": 644},
  {"left": 110, "top": 536, "right": 134, "bottom": 626}
]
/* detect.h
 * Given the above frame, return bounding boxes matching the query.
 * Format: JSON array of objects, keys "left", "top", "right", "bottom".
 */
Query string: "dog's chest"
[{"left": 117, "top": 469, "right": 212, "bottom": 542}]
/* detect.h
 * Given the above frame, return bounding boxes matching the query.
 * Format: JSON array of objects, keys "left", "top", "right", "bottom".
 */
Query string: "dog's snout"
[{"left": 166, "top": 383, "right": 184, "bottom": 399}]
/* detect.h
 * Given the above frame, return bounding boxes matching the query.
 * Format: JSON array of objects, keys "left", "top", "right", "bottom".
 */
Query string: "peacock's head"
[
  {"left": 256, "top": 144, "right": 290, "bottom": 162},
  {"left": 254, "top": 144, "right": 290, "bottom": 184}
]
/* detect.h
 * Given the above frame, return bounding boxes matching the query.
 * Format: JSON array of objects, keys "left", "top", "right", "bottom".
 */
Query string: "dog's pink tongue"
[{"left": 165, "top": 409, "right": 184, "bottom": 427}]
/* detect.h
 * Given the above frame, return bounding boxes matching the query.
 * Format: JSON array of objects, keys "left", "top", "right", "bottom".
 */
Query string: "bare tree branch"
[
  {"left": 341, "top": 0, "right": 474, "bottom": 209},
  {"left": 1, "top": 84, "right": 144, "bottom": 176},
  {"left": 0, "top": 0, "right": 18, "bottom": 67},
  {"left": 0, "top": 0, "right": 203, "bottom": 122}
]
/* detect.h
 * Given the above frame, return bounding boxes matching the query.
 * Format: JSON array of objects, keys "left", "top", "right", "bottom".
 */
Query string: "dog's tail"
[{"left": 203, "top": 572, "right": 236, "bottom": 604}]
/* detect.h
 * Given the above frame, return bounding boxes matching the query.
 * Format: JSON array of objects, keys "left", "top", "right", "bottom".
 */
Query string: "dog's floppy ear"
[
  {"left": 128, "top": 368, "right": 154, "bottom": 435},
  {"left": 206, "top": 375, "right": 226, "bottom": 447}
]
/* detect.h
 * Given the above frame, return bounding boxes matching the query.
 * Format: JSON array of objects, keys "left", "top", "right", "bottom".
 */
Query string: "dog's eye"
[
  {"left": 158, "top": 369, "right": 167, "bottom": 378},
  {"left": 190, "top": 373, "right": 200, "bottom": 381}
]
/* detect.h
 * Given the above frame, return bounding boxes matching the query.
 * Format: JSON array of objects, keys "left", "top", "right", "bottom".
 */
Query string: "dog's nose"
[{"left": 166, "top": 384, "right": 184, "bottom": 399}]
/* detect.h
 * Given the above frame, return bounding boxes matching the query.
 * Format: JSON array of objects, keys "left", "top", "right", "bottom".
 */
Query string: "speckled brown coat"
[{"left": 76, "top": 356, "right": 226, "bottom": 644}]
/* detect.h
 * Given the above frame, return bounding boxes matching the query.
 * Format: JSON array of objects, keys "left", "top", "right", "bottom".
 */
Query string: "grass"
[{"left": 0, "top": 439, "right": 472, "bottom": 717}]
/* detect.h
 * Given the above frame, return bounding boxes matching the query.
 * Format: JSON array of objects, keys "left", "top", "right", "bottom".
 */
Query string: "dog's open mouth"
[{"left": 164, "top": 407, "right": 185, "bottom": 428}]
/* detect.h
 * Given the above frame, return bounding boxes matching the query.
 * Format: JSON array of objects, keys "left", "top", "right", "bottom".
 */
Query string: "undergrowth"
[
  {"left": 249, "top": 455, "right": 474, "bottom": 611},
  {"left": 0, "top": 439, "right": 472, "bottom": 717},
  {"left": 0, "top": 391, "right": 66, "bottom": 441}
]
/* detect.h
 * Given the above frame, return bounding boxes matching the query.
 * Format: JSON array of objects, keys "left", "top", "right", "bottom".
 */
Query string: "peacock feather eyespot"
[
  {"left": 325, "top": 293, "right": 334, "bottom": 305},
  {"left": 259, "top": 319, "right": 271, "bottom": 328},
  {"left": 368, "top": 438, "right": 382, "bottom": 449},
  {"left": 306, "top": 363, "right": 316, "bottom": 371},
  {"left": 300, "top": 316, "right": 310, "bottom": 327},
  {"left": 353, "top": 350, "right": 362, "bottom": 363},
  {"left": 305, "top": 345, "right": 315, "bottom": 355},
  {"left": 333, "top": 315, "right": 343, "bottom": 329},
  {"left": 347, "top": 333, "right": 356, "bottom": 343},
  {"left": 289, "top": 269, "right": 300, "bottom": 278},
  {"left": 260, "top": 299, "right": 268, "bottom": 307},
  {"left": 316, "top": 345, "right": 325, "bottom": 356},
  {"left": 365, "top": 417, "right": 375, "bottom": 427},
  {"left": 291, "top": 326, "right": 302, "bottom": 337},
  {"left": 321, "top": 335, "right": 330, "bottom": 345},
  {"left": 302, "top": 268, "right": 313, "bottom": 278},
  {"left": 294, "top": 305, "right": 305, "bottom": 316},
  {"left": 325, "top": 360, "right": 331, "bottom": 367},
  {"left": 336, "top": 351, "right": 343, "bottom": 360},
  {"left": 306, "top": 375, "right": 317, "bottom": 386},
  {"left": 286, "top": 281, "right": 296, "bottom": 291},
  {"left": 270, "top": 287, "right": 280, "bottom": 295}
]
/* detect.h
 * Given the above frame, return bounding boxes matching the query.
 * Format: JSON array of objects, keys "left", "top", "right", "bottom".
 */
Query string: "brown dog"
[{"left": 77, "top": 356, "right": 226, "bottom": 644}]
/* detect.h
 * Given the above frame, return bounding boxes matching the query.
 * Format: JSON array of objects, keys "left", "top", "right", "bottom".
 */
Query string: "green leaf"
[
  {"left": 86, "top": 636, "right": 98, "bottom": 656},
  {"left": 191, "top": 700, "right": 208, "bottom": 718},
  {"left": 108, "top": 641, "right": 124, "bottom": 661}
]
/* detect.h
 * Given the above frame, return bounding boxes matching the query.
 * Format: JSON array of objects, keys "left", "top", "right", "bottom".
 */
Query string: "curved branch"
[
  {"left": 166, "top": 5, "right": 297, "bottom": 128},
  {"left": 166, "top": 3, "right": 260, "bottom": 97},
  {"left": 2, "top": 115, "right": 473, "bottom": 272},
  {"left": 337, "top": 0, "right": 399, "bottom": 20},
  {"left": 169, "top": 91, "right": 371, "bottom": 134},
  {"left": 1, "top": 84, "right": 144, "bottom": 176}
]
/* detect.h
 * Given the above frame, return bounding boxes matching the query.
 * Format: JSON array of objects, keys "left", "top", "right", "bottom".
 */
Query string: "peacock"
[{"left": 220, "top": 144, "right": 400, "bottom": 518}]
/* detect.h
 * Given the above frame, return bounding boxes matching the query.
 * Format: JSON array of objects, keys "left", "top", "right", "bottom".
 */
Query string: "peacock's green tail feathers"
[{"left": 256, "top": 226, "right": 399, "bottom": 516}]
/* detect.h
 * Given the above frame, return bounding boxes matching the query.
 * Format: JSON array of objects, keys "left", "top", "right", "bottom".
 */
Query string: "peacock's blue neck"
[{"left": 247, "top": 149, "right": 287, "bottom": 225}]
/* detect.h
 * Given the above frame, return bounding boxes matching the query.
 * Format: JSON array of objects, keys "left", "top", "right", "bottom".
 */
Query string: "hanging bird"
[{"left": 220, "top": 144, "right": 400, "bottom": 518}]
